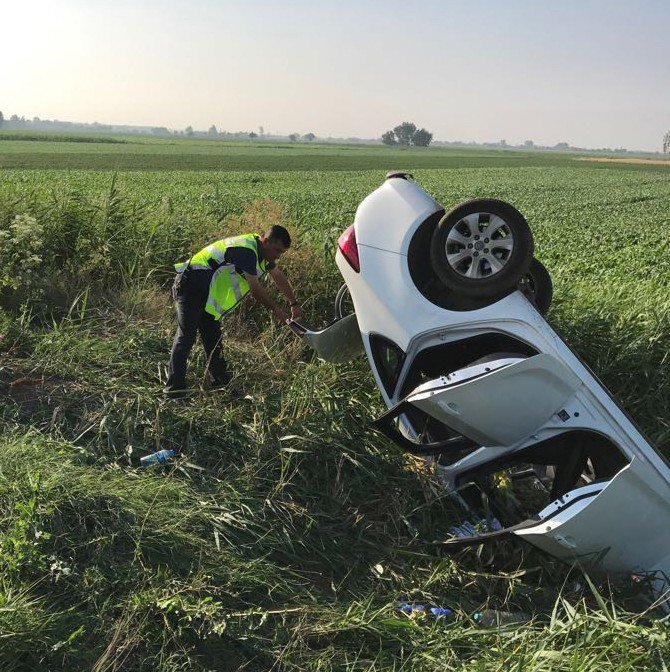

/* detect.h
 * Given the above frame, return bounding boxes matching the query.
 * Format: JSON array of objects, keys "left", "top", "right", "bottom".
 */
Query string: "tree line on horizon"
[
  {"left": 1, "top": 111, "right": 669, "bottom": 153},
  {"left": 0, "top": 112, "right": 322, "bottom": 143}
]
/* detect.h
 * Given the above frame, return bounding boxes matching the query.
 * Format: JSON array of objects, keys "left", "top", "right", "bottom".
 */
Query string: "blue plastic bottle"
[
  {"left": 140, "top": 448, "right": 175, "bottom": 467},
  {"left": 396, "top": 602, "right": 453, "bottom": 619}
]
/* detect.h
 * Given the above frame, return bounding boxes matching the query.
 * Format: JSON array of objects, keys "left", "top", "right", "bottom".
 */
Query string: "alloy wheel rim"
[{"left": 444, "top": 212, "right": 515, "bottom": 279}]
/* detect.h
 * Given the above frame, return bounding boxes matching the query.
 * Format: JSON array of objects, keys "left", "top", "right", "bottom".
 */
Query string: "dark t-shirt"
[{"left": 225, "top": 236, "right": 276, "bottom": 276}]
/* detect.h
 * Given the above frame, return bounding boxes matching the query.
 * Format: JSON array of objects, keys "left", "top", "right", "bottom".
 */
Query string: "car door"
[
  {"left": 405, "top": 353, "right": 583, "bottom": 447},
  {"left": 514, "top": 459, "right": 670, "bottom": 575}
]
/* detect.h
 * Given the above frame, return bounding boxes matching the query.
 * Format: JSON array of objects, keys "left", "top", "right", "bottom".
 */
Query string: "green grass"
[
  {"left": 2, "top": 133, "right": 669, "bottom": 172},
  {"left": 0, "top": 138, "right": 669, "bottom": 670},
  {"left": 0, "top": 132, "right": 128, "bottom": 144}
]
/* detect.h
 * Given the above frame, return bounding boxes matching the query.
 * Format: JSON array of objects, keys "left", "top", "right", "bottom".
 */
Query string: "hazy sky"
[{"left": 2, "top": 0, "right": 669, "bottom": 150}]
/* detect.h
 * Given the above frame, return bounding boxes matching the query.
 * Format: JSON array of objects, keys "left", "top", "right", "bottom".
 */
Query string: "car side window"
[{"left": 369, "top": 335, "right": 405, "bottom": 396}]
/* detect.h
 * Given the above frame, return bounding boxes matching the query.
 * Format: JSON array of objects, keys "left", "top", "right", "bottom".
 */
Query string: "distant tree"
[
  {"left": 0, "top": 111, "right": 3, "bottom": 127},
  {"left": 412, "top": 128, "right": 433, "bottom": 147},
  {"left": 185, "top": 126, "right": 194, "bottom": 137},
  {"left": 259, "top": 126, "right": 264, "bottom": 136},
  {"left": 664, "top": 131, "right": 670, "bottom": 153},
  {"left": 151, "top": 126, "right": 170, "bottom": 135},
  {"left": 288, "top": 133, "right": 300, "bottom": 142},
  {"left": 304, "top": 132, "right": 316, "bottom": 142},
  {"left": 382, "top": 122, "right": 432, "bottom": 147},
  {"left": 394, "top": 122, "right": 417, "bottom": 146},
  {"left": 524, "top": 140, "right": 535, "bottom": 149},
  {"left": 10, "top": 114, "right": 19, "bottom": 122},
  {"left": 249, "top": 131, "right": 258, "bottom": 139},
  {"left": 554, "top": 142, "right": 570, "bottom": 151},
  {"left": 381, "top": 130, "right": 397, "bottom": 146},
  {"left": 208, "top": 124, "right": 218, "bottom": 136}
]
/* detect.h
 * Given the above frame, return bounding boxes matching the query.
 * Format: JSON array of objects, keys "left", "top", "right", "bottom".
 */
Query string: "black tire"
[
  {"left": 334, "top": 283, "right": 355, "bottom": 320},
  {"left": 430, "top": 199, "right": 534, "bottom": 300},
  {"left": 518, "top": 257, "right": 553, "bottom": 315}
]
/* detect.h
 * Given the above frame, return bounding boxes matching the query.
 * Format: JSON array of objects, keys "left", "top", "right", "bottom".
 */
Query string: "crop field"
[
  {"left": 2, "top": 132, "right": 668, "bottom": 172},
  {"left": 0, "top": 135, "right": 669, "bottom": 670}
]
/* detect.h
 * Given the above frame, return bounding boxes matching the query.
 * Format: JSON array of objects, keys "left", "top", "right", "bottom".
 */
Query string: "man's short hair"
[{"left": 265, "top": 224, "right": 291, "bottom": 248}]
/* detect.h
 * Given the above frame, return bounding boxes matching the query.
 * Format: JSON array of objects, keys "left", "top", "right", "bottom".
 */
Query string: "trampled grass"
[{"left": 0, "top": 138, "right": 669, "bottom": 670}]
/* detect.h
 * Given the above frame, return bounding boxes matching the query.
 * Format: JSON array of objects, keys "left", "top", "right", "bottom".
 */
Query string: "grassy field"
[
  {"left": 2, "top": 131, "right": 669, "bottom": 172},
  {"left": 0, "top": 136, "right": 669, "bottom": 670}
]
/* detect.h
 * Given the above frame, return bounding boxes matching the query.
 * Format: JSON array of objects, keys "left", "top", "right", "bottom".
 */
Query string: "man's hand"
[{"left": 269, "top": 267, "right": 304, "bottom": 320}]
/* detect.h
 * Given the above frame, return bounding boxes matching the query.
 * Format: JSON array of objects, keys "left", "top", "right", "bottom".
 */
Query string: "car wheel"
[
  {"left": 430, "top": 199, "right": 534, "bottom": 300},
  {"left": 334, "top": 283, "right": 355, "bottom": 319},
  {"left": 518, "top": 258, "right": 553, "bottom": 315}
]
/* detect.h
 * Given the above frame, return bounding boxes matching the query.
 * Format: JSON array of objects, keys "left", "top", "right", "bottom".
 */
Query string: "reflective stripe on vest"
[
  {"left": 206, "top": 296, "right": 227, "bottom": 316},
  {"left": 205, "top": 243, "right": 226, "bottom": 263},
  {"left": 175, "top": 261, "right": 210, "bottom": 273}
]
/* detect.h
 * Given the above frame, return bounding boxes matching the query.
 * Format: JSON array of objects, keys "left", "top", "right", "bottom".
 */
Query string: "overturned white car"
[{"left": 329, "top": 173, "right": 670, "bottom": 605}]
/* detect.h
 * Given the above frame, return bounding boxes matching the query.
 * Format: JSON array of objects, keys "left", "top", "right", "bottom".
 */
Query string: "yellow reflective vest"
[{"left": 174, "top": 233, "right": 269, "bottom": 320}]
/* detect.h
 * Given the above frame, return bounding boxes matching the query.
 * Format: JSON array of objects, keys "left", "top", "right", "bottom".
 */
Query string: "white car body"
[{"left": 335, "top": 175, "right": 670, "bottom": 604}]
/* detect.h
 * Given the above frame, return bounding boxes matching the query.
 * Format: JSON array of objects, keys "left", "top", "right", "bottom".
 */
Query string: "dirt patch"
[
  {"left": 0, "top": 363, "right": 86, "bottom": 423},
  {"left": 240, "top": 198, "right": 287, "bottom": 234},
  {"left": 576, "top": 157, "right": 670, "bottom": 167}
]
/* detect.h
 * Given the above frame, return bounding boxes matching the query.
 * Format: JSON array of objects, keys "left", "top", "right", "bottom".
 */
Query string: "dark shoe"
[{"left": 210, "top": 372, "right": 232, "bottom": 390}]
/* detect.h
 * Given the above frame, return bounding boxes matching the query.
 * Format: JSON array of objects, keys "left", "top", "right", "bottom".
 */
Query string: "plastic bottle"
[
  {"left": 396, "top": 602, "right": 424, "bottom": 615},
  {"left": 140, "top": 448, "right": 175, "bottom": 467},
  {"left": 472, "top": 609, "right": 531, "bottom": 627},
  {"left": 396, "top": 602, "right": 453, "bottom": 619}
]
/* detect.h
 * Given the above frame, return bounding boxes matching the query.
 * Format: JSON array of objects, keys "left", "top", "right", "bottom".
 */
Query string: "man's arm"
[
  {"left": 268, "top": 267, "right": 304, "bottom": 319},
  {"left": 244, "top": 273, "right": 289, "bottom": 323}
]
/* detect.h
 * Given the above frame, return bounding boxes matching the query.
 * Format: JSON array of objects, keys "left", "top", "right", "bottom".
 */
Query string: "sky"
[{"left": 1, "top": 0, "right": 669, "bottom": 151}]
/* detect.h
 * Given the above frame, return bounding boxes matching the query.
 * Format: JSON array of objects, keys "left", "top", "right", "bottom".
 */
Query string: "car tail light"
[{"left": 338, "top": 224, "right": 360, "bottom": 272}]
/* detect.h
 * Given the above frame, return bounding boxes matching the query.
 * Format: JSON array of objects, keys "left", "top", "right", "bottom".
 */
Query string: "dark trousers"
[{"left": 165, "top": 271, "right": 229, "bottom": 391}]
